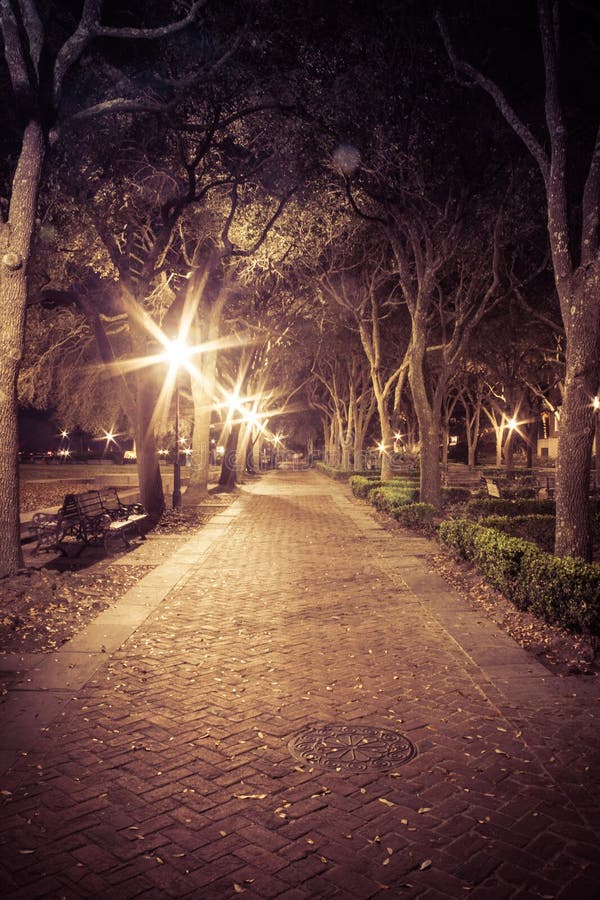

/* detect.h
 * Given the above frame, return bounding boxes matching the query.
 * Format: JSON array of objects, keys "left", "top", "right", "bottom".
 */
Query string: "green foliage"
[
  {"left": 349, "top": 475, "right": 383, "bottom": 497},
  {"left": 315, "top": 462, "right": 354, "bottom": 481},
  {"left": 441, "top": 486, "right": 472, "bottom": 506},
  {"left": 465, "top": 497, "right": 556, "bottom": 518},
  {"left": 368, "top": 483, "right": 419, "bottom": 512},
  {"left": 479, "top": 515, "right": 555, "bottom": 553},
  {"left": 391, "top": 502, "right": 437, "bottom": 531},
  {"left": 438, "top": 518, "right": 600, "bottom": 638}
]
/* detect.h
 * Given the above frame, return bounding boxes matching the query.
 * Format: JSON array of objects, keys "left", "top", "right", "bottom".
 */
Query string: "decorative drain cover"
[{"left": 289, "top": 723, "right": 416, "bottom": 772}]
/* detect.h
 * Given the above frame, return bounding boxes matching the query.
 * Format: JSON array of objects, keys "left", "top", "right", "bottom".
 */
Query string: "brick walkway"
[{"left": 1, "top": 469, "right": 599, "bottom": 898}]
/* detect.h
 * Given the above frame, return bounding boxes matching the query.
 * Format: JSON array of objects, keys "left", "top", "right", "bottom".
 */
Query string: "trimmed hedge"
[
  {"left": 465, "top": 497, "right": 556, "bottom": 518},
  {"left": 349, "top": 475, "right": 383, "bottom": 498},
  {"left": 439, "top": 518, "right": 600, "bottom": 640},
  {"left": 441, "top": 486, "right": 472, "bottom": 506},
  {"left": 391, "top": 503, "right": 437, "bottom": 530},
  {"left": 479, "top": 514, "right": 555, "bottom": 554},
  {"left": 368, "top": 484, "right": 419, "bottom": 512},
  {"left": 317, "top": 463, "right": 379, "bottom": 482}
]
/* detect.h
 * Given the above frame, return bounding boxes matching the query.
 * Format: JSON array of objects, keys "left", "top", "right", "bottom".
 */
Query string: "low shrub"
[
  {"left": 368, "top": 483, "right": 419, "bottom": 512},
  {"left": 349, "top": 475, "right": 382, "bottom": 498},
  {"left": 315, "top": 462, "right": 350, "bottom": 481},
  {"left": 441, "top": 486, "right": 472, "bottom": 507},
  {"left": 391, "top": 502, "right": 437, "bottom": 531},
  {"left": 438, "top": 518, "right": 600, "bottom": 640},
  {"left": 465, "top": 497, "right": 555, "bottom": 519},
  {"left": 480, "top": 514, "right": 555, "bottom": 553}
]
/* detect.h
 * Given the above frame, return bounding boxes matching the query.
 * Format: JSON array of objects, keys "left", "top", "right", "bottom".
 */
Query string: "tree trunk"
[
  {"left": 379, "top": 418, "right": 395, "bottom": 481},
  {"left": 420, "top": 425, "right": 442, "bottom": 507},
  {"left": 555, "top": 293, "right": 598, "bottom": 558},
  {"left": 184, "top": 290, "right": 224, "bottom": 504},
  {"left": 218, "top": 423, "right": 240, "bottom": 490},
  {"left": 340, "top": 438, "right": 351, "bottom": 472},
  {"left": 353, "top": 433, "right": 365, "bottom": 471},
  {"left": 504, "top": 430, "right": 515, "bottom": 471},
  {"left": 184, "top": 395, "right": 212, "bottom": 503},
  {"left": 0, "top": 121, "right": 45, "bottom": 576},
  {"left": 409, "top": 340, "right": 442, "bottom": 508},
  {"left": 135, "top": 373, "right": 165, "bottom": 521}
]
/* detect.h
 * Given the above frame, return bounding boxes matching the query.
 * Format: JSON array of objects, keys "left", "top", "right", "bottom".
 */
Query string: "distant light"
[
  {"left": 377, "top": 441, "right": 386, "bottom": 453},
  {"left": 593, "top": 396, "right": 600, "bottom": 410},
  {"left": 60, "top": 429, "right": 69, "bottom": 439},
  {"left": 507, "top": 417, "right": 517, "bottom": 431}
]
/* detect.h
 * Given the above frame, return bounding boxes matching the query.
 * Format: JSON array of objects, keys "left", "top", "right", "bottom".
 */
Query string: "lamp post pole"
[{"left": 173, "top": 376, "right": 182, "bottom": 509}]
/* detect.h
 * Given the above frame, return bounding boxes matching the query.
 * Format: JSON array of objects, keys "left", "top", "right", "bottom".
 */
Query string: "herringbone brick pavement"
[{"left": 1, "top": 470, "right": 599, "bottom": 898}]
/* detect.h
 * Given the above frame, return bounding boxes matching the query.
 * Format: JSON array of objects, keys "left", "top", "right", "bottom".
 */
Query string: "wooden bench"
[
  {"left": 483, "top": 477, "right": 503, "bottom": 499},
  {"left": 481, "top": 476, "right": 541, "bottom": 500},
  {"left": 33, "top": 489, "right": 148, "bottom": 555}
]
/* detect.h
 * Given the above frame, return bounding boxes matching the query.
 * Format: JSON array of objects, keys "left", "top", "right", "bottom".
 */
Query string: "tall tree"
[
  {"left": 0, "top": 0, "right": 208, "bottom": 576},
  {"left": 437, "top": 0, "right": 600, "bottom": 556}
]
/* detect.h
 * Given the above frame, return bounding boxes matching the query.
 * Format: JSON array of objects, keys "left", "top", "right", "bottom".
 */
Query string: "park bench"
[
  {"left": 482, "top": 477, "right": 504, "bottom": 499},
  {"left": 32, "top": 489, "right": 148, "bottom": 556},
  {"left": 98, "top": 486, "right": 145, "bottom": 521},
  {"left": 481, "top": 475, "right": 541, "bottom": 500}
]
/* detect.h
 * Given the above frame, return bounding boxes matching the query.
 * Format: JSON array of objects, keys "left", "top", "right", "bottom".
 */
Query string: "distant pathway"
[{"left": 1, "top": 469, "right": 599, "bottom": 898}]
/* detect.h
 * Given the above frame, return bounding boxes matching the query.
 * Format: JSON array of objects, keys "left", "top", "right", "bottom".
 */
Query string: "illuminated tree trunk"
[
  {"left": 135, "top": 373, "right": 165, "bottom": 522},
  {"left": 554, "top": 276, "right": 598, "bottom": 559},
  {"left": 185, "top": 293, "right": 222, "bottom": 504},
  {"left": 0, "top": 121, "right": 44, "bottom": 576},
  {"left": 219, "top": 423, "right": 240, "bottom": 490},
  {"left": 409, "top": 333, "right": 442, "bottom": 508}
]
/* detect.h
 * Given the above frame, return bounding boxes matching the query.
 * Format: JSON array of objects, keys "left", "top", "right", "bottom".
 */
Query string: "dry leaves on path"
[{"left": 1, "top": 493, "right": 236, "bottom": 660}]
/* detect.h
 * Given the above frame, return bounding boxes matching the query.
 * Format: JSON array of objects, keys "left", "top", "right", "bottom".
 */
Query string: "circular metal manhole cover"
[{"left": 289, "top": 723, "right": 417, "bottom": 772}]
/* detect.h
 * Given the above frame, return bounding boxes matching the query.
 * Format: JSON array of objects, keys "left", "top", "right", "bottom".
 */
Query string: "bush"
[
  {"left": 349, "top": 475, "right": 382, "bottom": 498},
  {"left": 465, "top": 497, "right": 556, "bottom": 519},
  {"left": 479, "top": 514, "right": 555, "bottom": 553},
  {"left": 368, "top": 483, "right": 419, "bottom": 512},
  {"left": 391, "top": 502, "right": 437, "bottom": 531},
  {"left": 315, "top": 462, "right": 354, "bottom": 481},
  {"left": 441, "top": 486, "right": 472, "bottom": 507},
  {"left": 438, "top": 518, "right": 600, "bottom": 639}
]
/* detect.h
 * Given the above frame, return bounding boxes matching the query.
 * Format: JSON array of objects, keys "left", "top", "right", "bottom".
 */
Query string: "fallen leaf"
[
  {"left": 419, "top": 859, "right": 432, "bottom": 870},
  {"left": 378, "top": 798, "right": 395, "bottom": 807},
  {"left": 234, "top": 793, "right": 267, "bottom": 800}
]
